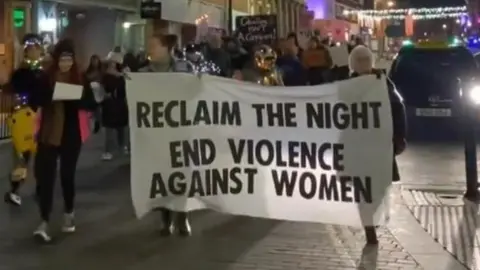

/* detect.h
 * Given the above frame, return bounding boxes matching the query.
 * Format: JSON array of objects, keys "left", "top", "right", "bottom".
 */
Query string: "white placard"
[
  {"left": 127, "top": 74, "right": 393, "bottom": 227},
  {"left": 328, "top": 44, "right": 349, "bottom": 67},
  {"left": 53, "top": 82, "right": 82, "bottom": 100}
]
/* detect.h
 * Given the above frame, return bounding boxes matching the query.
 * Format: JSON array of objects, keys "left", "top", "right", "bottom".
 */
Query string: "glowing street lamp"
[{"left": 387, "top": 1, "right": 394, "bottom": 7}]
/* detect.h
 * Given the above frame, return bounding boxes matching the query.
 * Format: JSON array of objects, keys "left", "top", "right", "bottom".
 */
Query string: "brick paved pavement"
[
  {"left": 0, "top": 136, "right": 426, "bottom": 270},
  {"left": 398, "top": 143, "right": 480, "bottom": 270}
]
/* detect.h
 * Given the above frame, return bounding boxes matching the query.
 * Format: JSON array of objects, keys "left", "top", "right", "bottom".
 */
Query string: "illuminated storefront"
[
  {"left": 0, "top": 0, "right": 33, "bottom": 71},
  {"left": 33, "top": 0, "right": 137, "bottom": 66},
  {"left": 248, "top": 0, "right": 277, "bottom": 14}
]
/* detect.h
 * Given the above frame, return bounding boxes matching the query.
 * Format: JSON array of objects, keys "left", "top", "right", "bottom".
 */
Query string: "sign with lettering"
[
  {"left": 235, "top": 15, "right": 277, "bottom": 45},
  {"left": 140, "top": 1, "right": 162, "bottom": 19},
  {"left": 127, "top": 73, "right": 393, "bottom": 227}
]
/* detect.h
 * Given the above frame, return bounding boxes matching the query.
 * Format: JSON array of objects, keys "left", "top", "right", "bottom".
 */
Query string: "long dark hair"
[
  {"left": 49, "top": 39, "right": 81, "bottom": 85},
  {"left": 86, "top": 54, "right": 102, "bottom": 74}
]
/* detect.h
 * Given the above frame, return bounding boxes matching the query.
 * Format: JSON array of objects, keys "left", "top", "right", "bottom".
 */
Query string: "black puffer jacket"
[{"left": 101, "top": 72, "right": 128, "bottom": 128}]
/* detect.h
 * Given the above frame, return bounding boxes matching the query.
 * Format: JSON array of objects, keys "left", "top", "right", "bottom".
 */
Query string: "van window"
[
  {"left": 391, "top": 48, "right": 477, "bottom": 84},
  {"left": 390, "top": 48, "right": 477, "bottom": 105}
]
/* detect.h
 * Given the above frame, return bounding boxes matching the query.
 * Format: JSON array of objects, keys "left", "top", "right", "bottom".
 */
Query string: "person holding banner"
[
  {"left": 139, "top": 34, "right": 191, "bottom": 74},
  {"left": 139, "top": 34, "right": 194, "bottom": 236},
  {"left": 32, "top": 39, "right": 96, "bottom": 243},
  {"left": 349, "top": 45, "right": 407, "bottom": 244},
  {"left": 3, "top": 33, "right": 51, "bottom": 206}
]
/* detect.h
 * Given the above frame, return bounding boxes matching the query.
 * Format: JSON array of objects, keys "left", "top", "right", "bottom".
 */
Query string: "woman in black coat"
[
  {"left": 100, "top": 59, "right": 129, "bottom": 160},
  {"left": 349, "top": 45, "right": 407, "bottom": 245}
]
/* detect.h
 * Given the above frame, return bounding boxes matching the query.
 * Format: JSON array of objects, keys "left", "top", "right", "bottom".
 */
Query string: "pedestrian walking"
[
  {"left": 139, "top": 34, "right": 193, "bottom": 237},
  {"left": 33, "top": 39, "right": 96, "bottom": 243},
  {"left": 348, "top": 45, "right": 407, "bottom": 244},
  {"left": 100, "top": 51, "right": 129, "bottom": 160},
  {"left": 4, "top": 33, "right": 50, "bottom": 206}
]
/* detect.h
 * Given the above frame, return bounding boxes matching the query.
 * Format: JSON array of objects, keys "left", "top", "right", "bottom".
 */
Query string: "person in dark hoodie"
[
  {"left": 224, "top": 37, "right": 249, "bottom": 71},
  {"left": 276, "top": 39, "right": 307, "bottom": 86},
  {"left": 348, "top": 45, "right": 407, "bottom": 245},
  {"left": 4, "top": 33, "right": 50, "bottom": 206},
  {"left": 100, "top": 51, "right": 129, "bottom": 161},
  {"left": 203, "top": 33, "right": 231, "bottom": 77},
  {"left": 32, "top": 39, "right": 96, "bottom": 243}
]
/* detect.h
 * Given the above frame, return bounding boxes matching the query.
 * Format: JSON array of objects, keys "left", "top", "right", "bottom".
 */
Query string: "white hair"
[
  {"left": 106, "top": 51, "right": 123, "bottom": 65},
  {"left": 348, "top": 45, "right": 374, "bottom": 73}
]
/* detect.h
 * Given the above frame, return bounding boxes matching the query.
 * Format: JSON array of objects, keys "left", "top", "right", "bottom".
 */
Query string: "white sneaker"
[
  {"left": 33, "top": 222, "right": 52, "bottom": 243},
  {"left": 62, "top": 213, "right": 76, "bottom": 233},
  {"left": 101, "top": 152, "right": 113, "bottom": 161},
  {"left": 4, "top": 192, "right": 21, "bottom": 206}
]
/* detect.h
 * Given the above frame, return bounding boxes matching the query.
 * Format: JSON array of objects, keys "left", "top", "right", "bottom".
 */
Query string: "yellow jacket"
[{"left": 8, "top": 105, "right": 37, "bottom": 157}]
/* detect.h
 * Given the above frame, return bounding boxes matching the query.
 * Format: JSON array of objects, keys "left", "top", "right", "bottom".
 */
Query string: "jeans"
[{"left": 104, "top": 127, "right": 129, "bottom": 153}]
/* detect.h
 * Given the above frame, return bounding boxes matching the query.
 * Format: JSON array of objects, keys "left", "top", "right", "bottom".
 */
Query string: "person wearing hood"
[
  {"left": 139, "top": 34, "right": 193, "bottom": 236},
  {"left": 33, "top": 39, "right": 96, "bottom": 243},
  {"left": 4, "top": 33, "right": 51, "bottom": 206},
  {"left": 100, "top": 52, "right": 129, "bottom": 160},
  {"left": 348, "top": 45, "right": 407, "bottom": 245}
]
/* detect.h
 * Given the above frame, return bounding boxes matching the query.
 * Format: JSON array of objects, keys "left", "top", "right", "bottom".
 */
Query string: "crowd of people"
[{"left": 0, "top": 31, "right": 405, "bottom": 246}]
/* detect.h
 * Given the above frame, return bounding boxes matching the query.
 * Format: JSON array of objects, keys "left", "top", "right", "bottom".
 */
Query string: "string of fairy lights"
[{"left": 344, "top": 6, "right": 467, "bottom": 20}]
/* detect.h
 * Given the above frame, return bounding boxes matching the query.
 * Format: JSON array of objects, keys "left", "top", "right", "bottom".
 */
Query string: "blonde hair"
[{"left": 348, "top": 45, "right": 374, "bottom": 72}]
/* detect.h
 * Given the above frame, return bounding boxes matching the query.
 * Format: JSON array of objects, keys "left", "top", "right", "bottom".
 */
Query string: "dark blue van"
[{"left": 389, "top": 43, "right": 478, "bottom": 141}]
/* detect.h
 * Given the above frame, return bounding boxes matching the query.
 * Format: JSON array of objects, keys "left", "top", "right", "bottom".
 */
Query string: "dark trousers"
[{"left": 34, "top": 142, "right": 81, "bottom": 222}]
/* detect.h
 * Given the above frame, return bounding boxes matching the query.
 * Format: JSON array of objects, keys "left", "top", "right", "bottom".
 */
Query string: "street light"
[
  {"left": 461, "top": 81, "right": 480, "bottom": 202},
  {"left": 442, "top": 24, "right": 447, "bottom": 29},
  {"left": 387, "top": 1, "right": 394, "bottom": 7}
]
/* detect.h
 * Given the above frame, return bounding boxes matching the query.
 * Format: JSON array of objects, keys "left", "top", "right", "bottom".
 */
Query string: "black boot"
[
  {"left": 364, "top": 226, "right": 378, "bottom": 245},
  {"left": 176, "top": 212, "right": 191, "bottom": 237},
  {"left": 159, "top": 208, "right": 173, "bottom": 236}
]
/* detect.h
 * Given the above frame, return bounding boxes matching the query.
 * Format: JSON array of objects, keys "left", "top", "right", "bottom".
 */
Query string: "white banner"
[{"left": 127, "top": 74, "right": 393, "bottom": 227}]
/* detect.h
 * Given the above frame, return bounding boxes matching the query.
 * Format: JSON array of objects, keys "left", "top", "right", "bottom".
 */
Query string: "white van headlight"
[{"left": 470, "top": 86, "right": 480, "bottom": 104}]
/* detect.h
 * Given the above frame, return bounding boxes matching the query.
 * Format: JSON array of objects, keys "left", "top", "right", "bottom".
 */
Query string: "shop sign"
[
  {"left": 140, "top": 1, "right": 162, "bottom": 19},
  {"left": 235, "top": 15, "right": 277, "bottom": 45}
]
